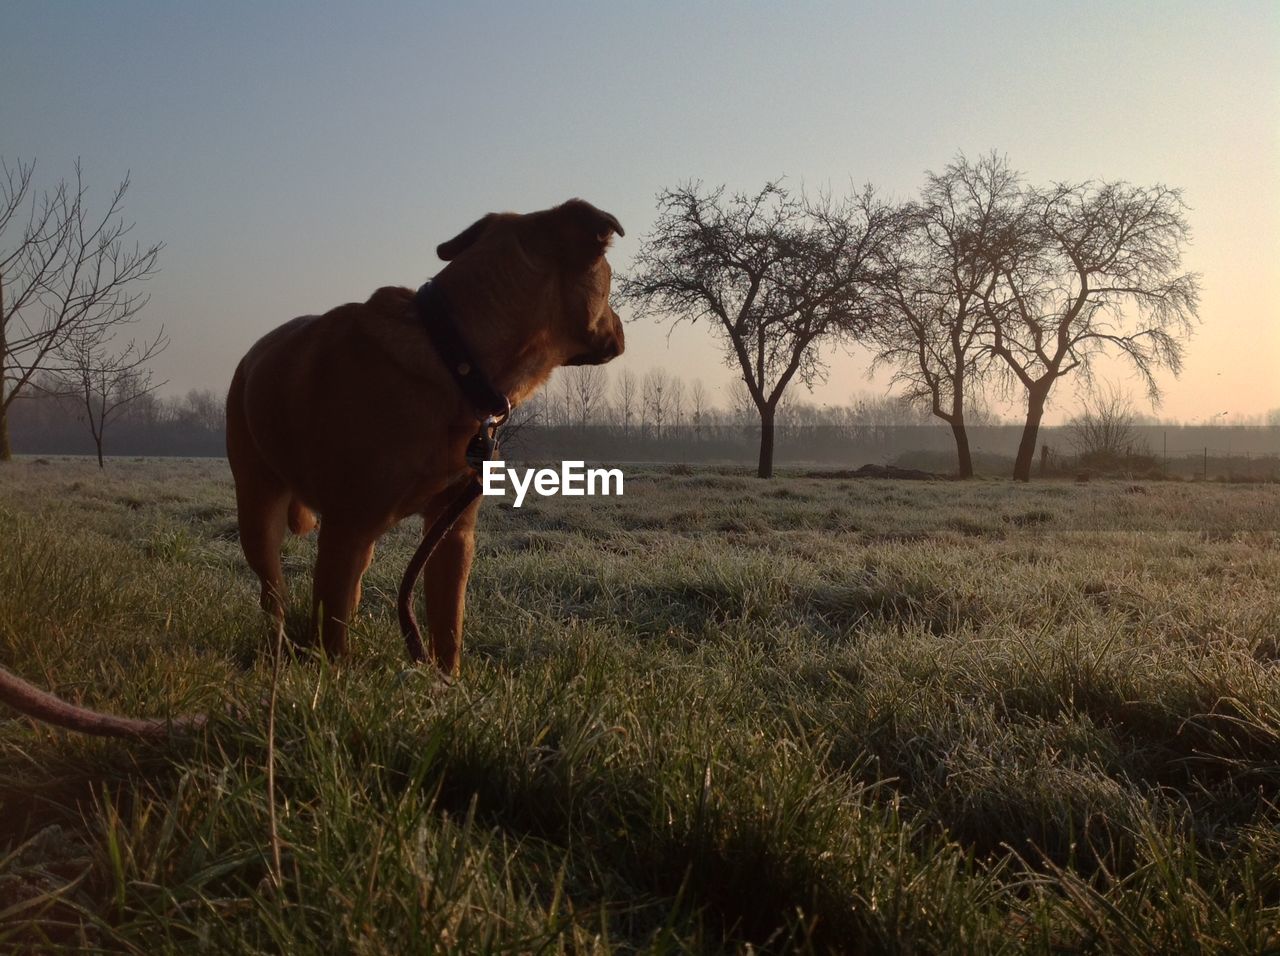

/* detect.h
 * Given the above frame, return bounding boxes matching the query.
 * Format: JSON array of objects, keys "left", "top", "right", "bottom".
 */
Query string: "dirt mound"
[{"left": 804, "top": 464, "right": 945, "bottom": 481}]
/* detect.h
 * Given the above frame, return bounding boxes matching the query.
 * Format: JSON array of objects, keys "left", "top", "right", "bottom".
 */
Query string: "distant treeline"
[
  {"left": 11, "top": 387, "right": 227, "bottom": 458},
  {"left": 10, "top": 381, "right": 1279, "bottom": 479},
  {"left": 507, "top": 423, "right": 1280, "bottom": 480}
]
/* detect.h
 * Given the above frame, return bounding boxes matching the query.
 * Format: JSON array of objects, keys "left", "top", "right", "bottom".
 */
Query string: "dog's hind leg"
[
  {"left": 312, "top": 522, "right": 376, "bottom": 658},
  {"left": 227, "top": 367, "right": 290, "bottom": 633},
  {"left": 237, "top": 488, "right": 290, "bottom": 627}
]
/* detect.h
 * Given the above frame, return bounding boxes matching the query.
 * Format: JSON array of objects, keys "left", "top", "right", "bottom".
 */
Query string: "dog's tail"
[
  {"left": 0, "top": 666, "right": 205, "bottom": 739},
  {"left": 288, "top": 498, "right": 317, "bottom": 535}
]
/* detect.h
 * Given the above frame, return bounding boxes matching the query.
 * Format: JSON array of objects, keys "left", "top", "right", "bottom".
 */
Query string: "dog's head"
[{"left": 436, "top": 199, "right": 625, "bottom": 367}]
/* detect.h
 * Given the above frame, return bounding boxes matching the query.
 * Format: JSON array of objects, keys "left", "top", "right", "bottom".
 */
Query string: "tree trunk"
[
  {"left": 95, "top": 436, "right": 105, "bottom": 469},
  {"left": 1013, "top": 387, "right": 1050, "bottom": 482},
  {"left": 0, "top": 272, "right": 9, "bottom": 462},
  {"left": 950, "top": 418, "right": 974, "bottom": 479},
  {"left": 756, "top": 404, "right": 776, "bottom": 478}
]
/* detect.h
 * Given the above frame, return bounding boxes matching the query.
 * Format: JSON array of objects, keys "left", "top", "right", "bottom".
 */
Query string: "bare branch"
[
  {"left": 975, "top": 173, "right": 1200, "bottom": 479},
  {"left": 50, "top": 322, "right": 169, "bottom": 467},
  {"left": 0, "top": 158, "right": 162, "bottom": 459},
  {"left": 867, "top": 153, "right": 1019, "bottom": 476},
  {"left": 619, "top": 180, "right": 899, "bottom": 475}
]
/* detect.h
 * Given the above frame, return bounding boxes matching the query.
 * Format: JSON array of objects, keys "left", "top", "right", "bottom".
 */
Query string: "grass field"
[{"left": 1, "top": 458, "right": 1278, "bottom": 953}]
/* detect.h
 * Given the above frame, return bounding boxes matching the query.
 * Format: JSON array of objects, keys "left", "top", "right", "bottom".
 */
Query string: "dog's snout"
[
  {"left": 597, "top": 309, "right": 624, "bottom": 362},
  {"left": 564, "top": 309, "right": 624, "bottom": 366},
  {"left": 608, "top": 309, "right": 625, "bottom": 357}
]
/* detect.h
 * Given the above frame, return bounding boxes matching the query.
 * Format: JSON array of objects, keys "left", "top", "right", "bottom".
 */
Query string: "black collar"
[{"left": 412, "top": 281, "right": 511, "bottom": 422}]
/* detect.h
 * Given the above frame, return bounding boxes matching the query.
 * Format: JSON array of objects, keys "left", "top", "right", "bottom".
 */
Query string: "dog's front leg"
[
  {"left": 312, "top": 522, "right": 377, "bottom": 657},
  {"left": 421, "top": 497, "right": 481, "bottom": 675}
]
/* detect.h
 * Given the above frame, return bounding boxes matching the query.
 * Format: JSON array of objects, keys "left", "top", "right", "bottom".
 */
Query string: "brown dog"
[
  {"left": 0, "top": 202, "right": 624, "bottom": 738},
  {"left": 225, "top": 199, "right": 625, "bottom": 673}
]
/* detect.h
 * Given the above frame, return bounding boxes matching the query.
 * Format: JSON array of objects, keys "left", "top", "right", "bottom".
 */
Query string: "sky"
[{"left": 3, "top": 1, "right": 1277, "bottom": 423}]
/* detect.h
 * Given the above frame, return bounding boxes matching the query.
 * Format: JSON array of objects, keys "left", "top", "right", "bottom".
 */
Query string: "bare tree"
[
  {"left": 55, "top": 324, "right": 167, "bottom": 467},
  {"left": 614, "top": 368, "right": 639, "bottom": 436},
  {"left": 642, "top": 368, "right": 671, "bottom": 437},
  {"left": 846, "top": 391, "right": 933, "bottom": 427},
  {"left": 564, "top": 364, "right": 608, "bottom": 428},
  {"left": 125, "top": 388, "right": 165, "bottom": 429},
  {"left": 621, "top": 181, "right": 899, "bottom": 477},
  {"left": 984, "top": 179, "right": 1200, "bottom": 481},
  {"left": 172, "top": 388, "right": 227, "bottom": 432},
  {"left": 0, "top": 159, "right": 163, "bottom": 460},
  {"left": 871, "top": 153, "right": 1020, "bottom": 477},
  {"left": 1067, "top": 385, "right": 1147, "bottom": 465},
  {"left": 495, "top": 388, "right": 542, "bottom": 454},
  {"left": 668, "top": 376, "right": 686, "bottom": 431},
  {"left": 726, "top": 378, "right": 755, "bottom": 426},
  {"left": 543, "top": 369, "right": 575, "bottom": 427},
  {"left": 689, "top": 378, "right": 708, "bottom": 438}
]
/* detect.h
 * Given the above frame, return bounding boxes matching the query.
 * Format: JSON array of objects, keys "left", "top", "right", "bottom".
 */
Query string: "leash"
[
  {"left": 396, "top": 414, "right": 505, "bottom": 663},
  {"left": 397, "top": 281, "right": 509, "bottom": 664}
]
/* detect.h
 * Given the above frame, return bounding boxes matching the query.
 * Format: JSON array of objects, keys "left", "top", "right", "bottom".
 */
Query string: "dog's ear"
[
  {"left": 437, "top": 214, "right": 497, "bottom": 261},
  {"left": 536, "top": 199, "right": 625, "bottom": 266}
]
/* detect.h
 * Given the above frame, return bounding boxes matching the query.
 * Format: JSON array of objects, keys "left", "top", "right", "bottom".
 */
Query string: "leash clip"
[{"left": 465, "top": 398, "right": 510, "bottom": 471}]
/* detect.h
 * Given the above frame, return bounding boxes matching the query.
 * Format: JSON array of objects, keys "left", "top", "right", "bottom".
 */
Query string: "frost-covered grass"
[{"left": 1, "top": 458, "right": 1278, "bottom": 953}]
